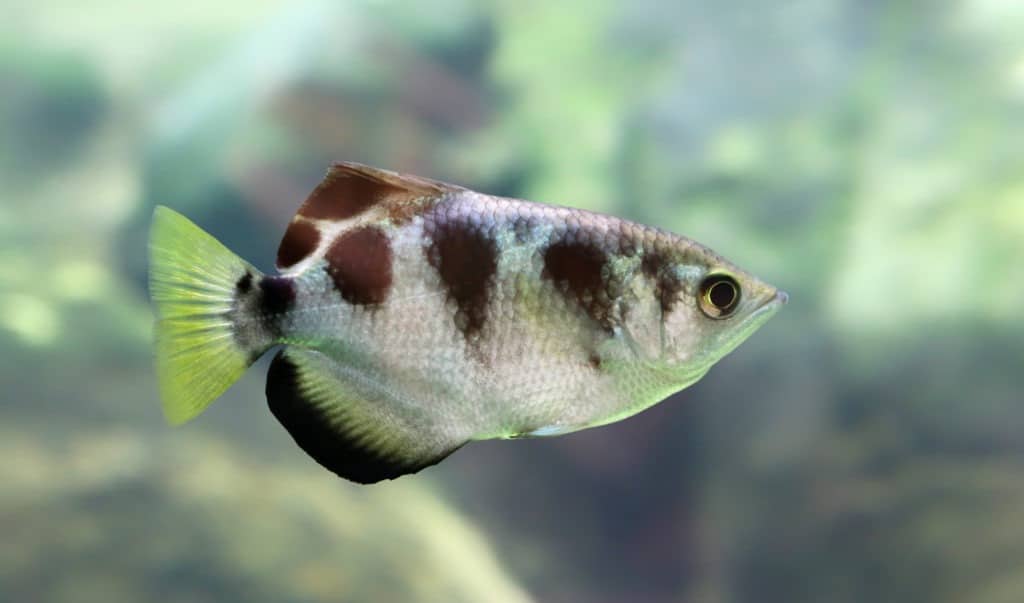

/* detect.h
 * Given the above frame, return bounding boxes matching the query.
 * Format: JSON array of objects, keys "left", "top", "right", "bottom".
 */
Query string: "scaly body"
[{"left": 150, "top": 163, "right": 786, "bottom": 483}]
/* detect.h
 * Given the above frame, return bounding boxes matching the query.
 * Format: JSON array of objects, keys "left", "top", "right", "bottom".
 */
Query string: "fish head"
[{"left": 657, "top": 247, "right": 787, "bottom": 377}]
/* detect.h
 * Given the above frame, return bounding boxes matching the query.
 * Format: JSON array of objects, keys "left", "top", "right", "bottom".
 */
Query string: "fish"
[{"left": 149, "top": 162, "right": 787, "bottom": 484}]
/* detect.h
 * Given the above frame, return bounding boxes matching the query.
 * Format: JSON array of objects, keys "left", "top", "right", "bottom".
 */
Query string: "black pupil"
[{"left": 708, "top": 281, "right": 736, "bottom": 309}]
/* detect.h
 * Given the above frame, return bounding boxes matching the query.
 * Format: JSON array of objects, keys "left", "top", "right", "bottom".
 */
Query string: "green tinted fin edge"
[
  {"left": 266, "top": 349, "right": 464, "bottom": 484},
  {"left": 149, "top": 206, "right": 259, "bottom": 425}
]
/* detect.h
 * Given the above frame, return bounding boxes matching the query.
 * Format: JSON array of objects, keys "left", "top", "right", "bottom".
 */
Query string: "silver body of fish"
[{"left": 149, "top": 162, "right": 786, "bottom": 483}]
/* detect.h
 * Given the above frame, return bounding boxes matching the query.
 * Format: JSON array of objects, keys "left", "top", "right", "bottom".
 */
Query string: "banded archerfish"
[{"left": 149, "top": 162, "right": 787, "bottom": 484}]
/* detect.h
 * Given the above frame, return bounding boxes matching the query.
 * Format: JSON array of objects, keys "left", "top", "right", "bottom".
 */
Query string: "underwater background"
[{"left": 3, "top": 1, "right": 1023, "bottom": 601}]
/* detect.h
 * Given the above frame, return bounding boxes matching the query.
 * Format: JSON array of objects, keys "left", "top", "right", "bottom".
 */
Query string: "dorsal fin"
[
  {"left": 296, "top": 162, "right": 460, "bottom": 221},
  {"left": 276, "top": 162, "right": 462, "bottom": 273}
]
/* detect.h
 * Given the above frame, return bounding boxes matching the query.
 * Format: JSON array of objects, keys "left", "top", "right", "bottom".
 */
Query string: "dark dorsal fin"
[
  {"left": 296, "top": 162, "right": 460, "bottom": 221},
  {"left": 265, "top": 348, "right": 466, "bottom": 484},
  {"left": 276, "top": 162, "right": 463, "bottom": 272}
]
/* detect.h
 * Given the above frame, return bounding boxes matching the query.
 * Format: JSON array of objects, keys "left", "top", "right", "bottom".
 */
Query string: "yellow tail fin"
[{"left": 148, "top": 206, "right": 259, "bottom": 424}]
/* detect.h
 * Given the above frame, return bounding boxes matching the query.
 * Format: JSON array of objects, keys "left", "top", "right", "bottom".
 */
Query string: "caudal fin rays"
[{"left": 149, "top": 206, "right": 260, "bottom": 425}]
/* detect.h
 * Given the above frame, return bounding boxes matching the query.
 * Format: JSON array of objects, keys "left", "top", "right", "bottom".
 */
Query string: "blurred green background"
[{"left": 2, "top": 1, "right": 1023, "bottom": 601}]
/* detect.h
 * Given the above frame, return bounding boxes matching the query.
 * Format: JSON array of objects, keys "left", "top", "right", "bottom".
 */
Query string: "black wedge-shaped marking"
[
  {"left": 235, "top": 271, "right": 253, "bottom": 293},
  {"left": 425, "top": 219, "right": 498, "bottom": 339},
  {"left": 258, "top": 276, "right": 295, "bottom": 316},
  {"left": 266, "top": 351, "right": 462, "bottom": 484},
  {"left": 277, "top": 220, "right": 321, "bottom": 269},
  {"left": 543, "top": 240, "right": 616, "bottom": 332},
  {"left": 641, "top": 251, "right": 684, "bottom": 315},
  {"left": 325, "top": 226, "right": 393, "bottom": 306}
]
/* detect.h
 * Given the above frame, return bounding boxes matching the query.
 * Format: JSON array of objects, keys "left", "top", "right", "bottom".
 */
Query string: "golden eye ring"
[{"left": 698, "top": 274, "right": 741, "bottom": 319}]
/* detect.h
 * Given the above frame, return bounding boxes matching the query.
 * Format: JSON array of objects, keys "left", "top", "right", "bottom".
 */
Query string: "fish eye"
[{"left": 698, "top": 274, "right": 741, "bottom": 319}]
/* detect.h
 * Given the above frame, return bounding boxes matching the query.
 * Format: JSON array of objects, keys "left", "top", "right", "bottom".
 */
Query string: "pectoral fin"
[{"left": 266, "top": 348, "right": 466, "bottom": 484}]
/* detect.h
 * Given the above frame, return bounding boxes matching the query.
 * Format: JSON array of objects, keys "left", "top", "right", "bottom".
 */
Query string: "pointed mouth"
[
  {"left": 731, "top": 288, "right": 787, "bottom": 340},
  {"left": 746, "top": 291, "right": 785, "bottom": 327},
  {"left": 751, "top": 288, "right": 788, "bottom": 317},
  {"left": 699, "top": 287, "right": 786, "bottom": 367}
]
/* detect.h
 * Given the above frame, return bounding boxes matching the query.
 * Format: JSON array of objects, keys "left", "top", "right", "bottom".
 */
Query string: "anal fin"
[{"left": 266, "top": 349, "right": 465, "bottom": 484}]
